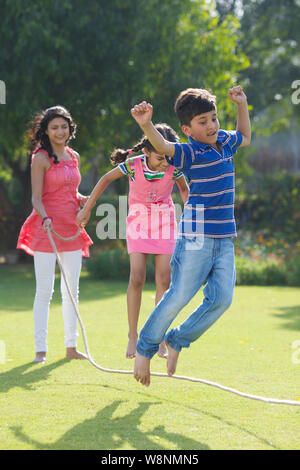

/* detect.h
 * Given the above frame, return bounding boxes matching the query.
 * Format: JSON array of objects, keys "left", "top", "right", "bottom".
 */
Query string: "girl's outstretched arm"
[
  {"left": 77, "top": 167, "right": 123, "bottom": 227},
  {"left": 175, "top": 175, "right": 189, "bottom": 204}
]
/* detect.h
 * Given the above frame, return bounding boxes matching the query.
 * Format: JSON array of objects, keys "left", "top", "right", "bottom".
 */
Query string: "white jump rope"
[{"left": 47, "top": 227, "right": 300, "bottom": 407}]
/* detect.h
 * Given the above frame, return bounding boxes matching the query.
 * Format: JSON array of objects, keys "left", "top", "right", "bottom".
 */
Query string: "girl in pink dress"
[
  {"left": 77, "top": 124, "right": 189, "bottom": 358},
  {"left": 17, "top": 106, "right": 92, "bottom": 363}
]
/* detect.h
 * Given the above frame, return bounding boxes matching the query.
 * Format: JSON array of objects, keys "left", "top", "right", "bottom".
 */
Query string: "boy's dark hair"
[
  {"left": 174, "top": 88, "right": 217, "bottom": 126},
  {"left": 110, "top": 123, "right": 179, "bottom": 165}
]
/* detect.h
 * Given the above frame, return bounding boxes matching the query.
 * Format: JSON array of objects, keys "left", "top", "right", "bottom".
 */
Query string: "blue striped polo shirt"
[{"left": 165, "top": 129, "right": 243, "bottom": 238}]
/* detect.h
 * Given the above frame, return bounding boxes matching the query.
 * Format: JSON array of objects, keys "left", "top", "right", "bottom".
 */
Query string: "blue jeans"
[{"left": 136, "top": 236, "right": 236, "bottom": 358}]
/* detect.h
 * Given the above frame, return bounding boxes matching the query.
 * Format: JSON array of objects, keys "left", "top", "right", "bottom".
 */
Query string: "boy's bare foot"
[
  {"left": 166, "top": 342, "right": 180, "bottom": 376},
  {"left": 33, "top": 352, "right": 46, "bottom": 363},
  {"left": 126, "top": 334, "right": 138, "bottom": 359},
  {"left": 66, "top": 348, "right": 88, "bottom": 359},
  {"left": 157, "top": 340, "right": 168, "bottom": 359},
  {"left": 134, "top": 351, "right": 151, "bottom": 386}
]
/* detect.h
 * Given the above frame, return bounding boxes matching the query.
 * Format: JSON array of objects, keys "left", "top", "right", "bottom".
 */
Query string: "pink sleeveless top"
[
  {"left": 17, "top": 147, "right": 93, "bottom": 257},
  {"left": 126, "top": 156, "right": 177, "bottom": 254}
]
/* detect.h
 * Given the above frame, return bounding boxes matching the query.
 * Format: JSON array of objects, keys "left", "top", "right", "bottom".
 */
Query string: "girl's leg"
[
  {"left": 126, "top": 253, "right": 148, "bottom": 358},
  {"left": 154, "top": 254, "right": 172, "bottom": 358},
  {"left": 59, "top": 250, "right": 86, "bottom": 359},
  {"left": 33, "top": 251, "right": 57, "bottom": 362},
  {"left": 154, "top": 254, "right": 172, "bottom": 304}
]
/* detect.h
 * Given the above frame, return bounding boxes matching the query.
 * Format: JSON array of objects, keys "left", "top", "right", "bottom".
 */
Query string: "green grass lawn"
[{"left": 0, "top": 264, "right": 299, "bottom": 450}]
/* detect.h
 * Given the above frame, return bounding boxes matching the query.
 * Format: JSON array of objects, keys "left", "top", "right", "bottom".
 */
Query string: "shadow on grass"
[
  {"left": 0, "top": 359, "right": 69, "bottom": 393},
  {"left": 3, "top": 360, "right": 280, "bottom": 450},
  {"left": 10, "top": 399, "right": 209, "bottom": 450},
  {"left": 272, "top": 305, "right": 300, "bottom": 332}
]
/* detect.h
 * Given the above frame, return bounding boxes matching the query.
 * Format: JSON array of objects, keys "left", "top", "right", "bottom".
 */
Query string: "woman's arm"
[
  {"left": 73, "top": 150, "right": 89, "bottom": 206},
  {"left": 31, "top": 152, "right": 52, "bottom": 231},
  {"left": 175, "top": 175, "right": 189, "bottom": 204},
  {"left": 77, "top": 166, "right": 124, "bottom": 227}
]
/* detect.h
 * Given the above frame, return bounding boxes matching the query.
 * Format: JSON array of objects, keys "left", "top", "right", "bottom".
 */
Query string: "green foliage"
[
  {"left": 235, "top": 257, "right": 295, "bottom": 286},
  {"left": 1, "top": 0, "right": 298, "bottom": 253},
  {"left": 86, "top": 247, "right": 157, "bottom": 282},
  {"left": 239, "top": 0, "right": 300, "bottom": 137},
  {"left": 235, "top": 173, "right": 300, "bottom": 241},
  {"left": 86, "top": 248, "right": 130, "bottom": 280},
  {"left": 216, "top": 0, "right": 300, "bottom": 137},
  {"left": 86, "top": 248, "right": 300, "bottom": 286},
  {"left": 0, "top": 0, "right": 248, "bottom": 205}
]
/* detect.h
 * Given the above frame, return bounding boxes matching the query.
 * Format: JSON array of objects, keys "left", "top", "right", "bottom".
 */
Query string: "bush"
[
  {"left": 235, "top": 172, "right": 300, "bottom": 242},
  {"left": 86, "top": 247, "right": 157, "bottom": 281},
  {"left": 86, "top": 247, "right": 300, "bottom": 286},
  {"left": 235, "top": 257, "right": 289, "bottom": 286},
  {"left": 234, "top": 231, "right": 300, "bottom": 286},
  {"left": 87, "top": 248, "right": 130, "bottom": 280},
  {"left": 285, "top": 257, "right": 300, "bottom": 287}
]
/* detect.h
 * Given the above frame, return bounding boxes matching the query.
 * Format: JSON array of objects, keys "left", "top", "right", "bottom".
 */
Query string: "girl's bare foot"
[
  {"left": 126, "top": 334, "right": 138, "bottom": 359},
  {"left": 33, "top": 352, "right": 46, "bottom": 363},
  {"left": 134, "top": 351, "right": 151, "bottom": 386},
  {"left": 66, "top": 348, "right": 87, "bottom": 359},
  {"left": 157, "top": 340, "right": 168, "bottom": 359},
  {"left": 166, "top": 342, "right": 180, "bottom": 376}
]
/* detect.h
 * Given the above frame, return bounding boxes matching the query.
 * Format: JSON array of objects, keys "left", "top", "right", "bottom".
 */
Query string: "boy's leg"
[
  {"left": 134, "top": 237, "right": 214, "bottom": 385},
  {"left": 165, "top": 238, "right": 235, "bottom": 369}
]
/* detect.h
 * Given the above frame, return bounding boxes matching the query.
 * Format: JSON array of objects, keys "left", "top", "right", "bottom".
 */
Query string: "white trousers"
[{"left": 33, "top": 250, "right": 82, "bottom": 352}]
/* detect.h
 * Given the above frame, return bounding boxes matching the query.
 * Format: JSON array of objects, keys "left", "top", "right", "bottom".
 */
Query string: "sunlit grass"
[{"left": 0, "top": 265, "right": 299, "bottom": 450}]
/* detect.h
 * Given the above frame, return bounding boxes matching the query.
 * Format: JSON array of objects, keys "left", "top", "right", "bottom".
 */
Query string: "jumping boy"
[{"left": 131, "top": 85, "right": 251, "bottom": 386}]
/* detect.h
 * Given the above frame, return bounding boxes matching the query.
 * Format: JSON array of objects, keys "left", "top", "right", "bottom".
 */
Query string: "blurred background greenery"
[{"left": 0, "top": 0, "right": 299, "bottom": 284}]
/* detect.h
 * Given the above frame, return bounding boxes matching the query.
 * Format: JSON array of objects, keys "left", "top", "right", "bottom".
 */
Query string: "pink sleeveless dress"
[
  {"left": 126, "top": 156, "right": 177, "bottom": 254},
  {"left": 17, "top": 147, "right": 93, "bottom": 257}
]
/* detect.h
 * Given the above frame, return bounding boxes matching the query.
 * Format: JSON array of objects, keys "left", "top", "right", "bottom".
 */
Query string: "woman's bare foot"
[
  {"left": 157, "top": 340, "right": 168, "bottom": 359},
  {"left": 33, "top": 352, "right": 46, "bottom": 363},
  {"left": 126, "top": 334, "right": 138, "bottom": 359},
  {"left": 66, "top": 348, "right": 87, "bottom": 359},
  {"left": 134, "top": 351, "right": 151, "bottom": 386},
  {"left": 166, "top": 342, "right": 180, "bottom": 376}
]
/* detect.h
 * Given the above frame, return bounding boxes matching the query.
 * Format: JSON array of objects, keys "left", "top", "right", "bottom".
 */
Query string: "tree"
[{"left": 0, "top": 0, "right": 248, "bottom": 249}]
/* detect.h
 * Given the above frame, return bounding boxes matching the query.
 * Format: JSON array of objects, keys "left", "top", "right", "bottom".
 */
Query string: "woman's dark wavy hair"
[
  {"left": 110, "top": 123, "right": 179, "bottom": 165},
  {"left": 27, "top": 105, "right": 77, "bottom": 164}
]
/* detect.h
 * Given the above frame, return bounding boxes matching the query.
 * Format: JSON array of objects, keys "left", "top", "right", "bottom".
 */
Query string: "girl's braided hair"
[
  {"left": 110, "top": 123, "right": 179, "bottom": 165},
  {"left": 27, "top": 105, "right": 77, "bottom": 164}
]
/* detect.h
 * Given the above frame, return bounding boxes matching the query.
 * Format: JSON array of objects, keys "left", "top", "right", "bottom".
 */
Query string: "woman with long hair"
[{"left": 17, "top": 105, "right": 92, "bottom": 363}]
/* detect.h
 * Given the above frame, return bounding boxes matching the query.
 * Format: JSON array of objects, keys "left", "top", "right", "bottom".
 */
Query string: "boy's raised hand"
[
  {"left": 228, "top": 85, "right": 247, "bottom": 104},
  {"left": 131, "top": 101, "right": 153, "bottom": 128}
]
